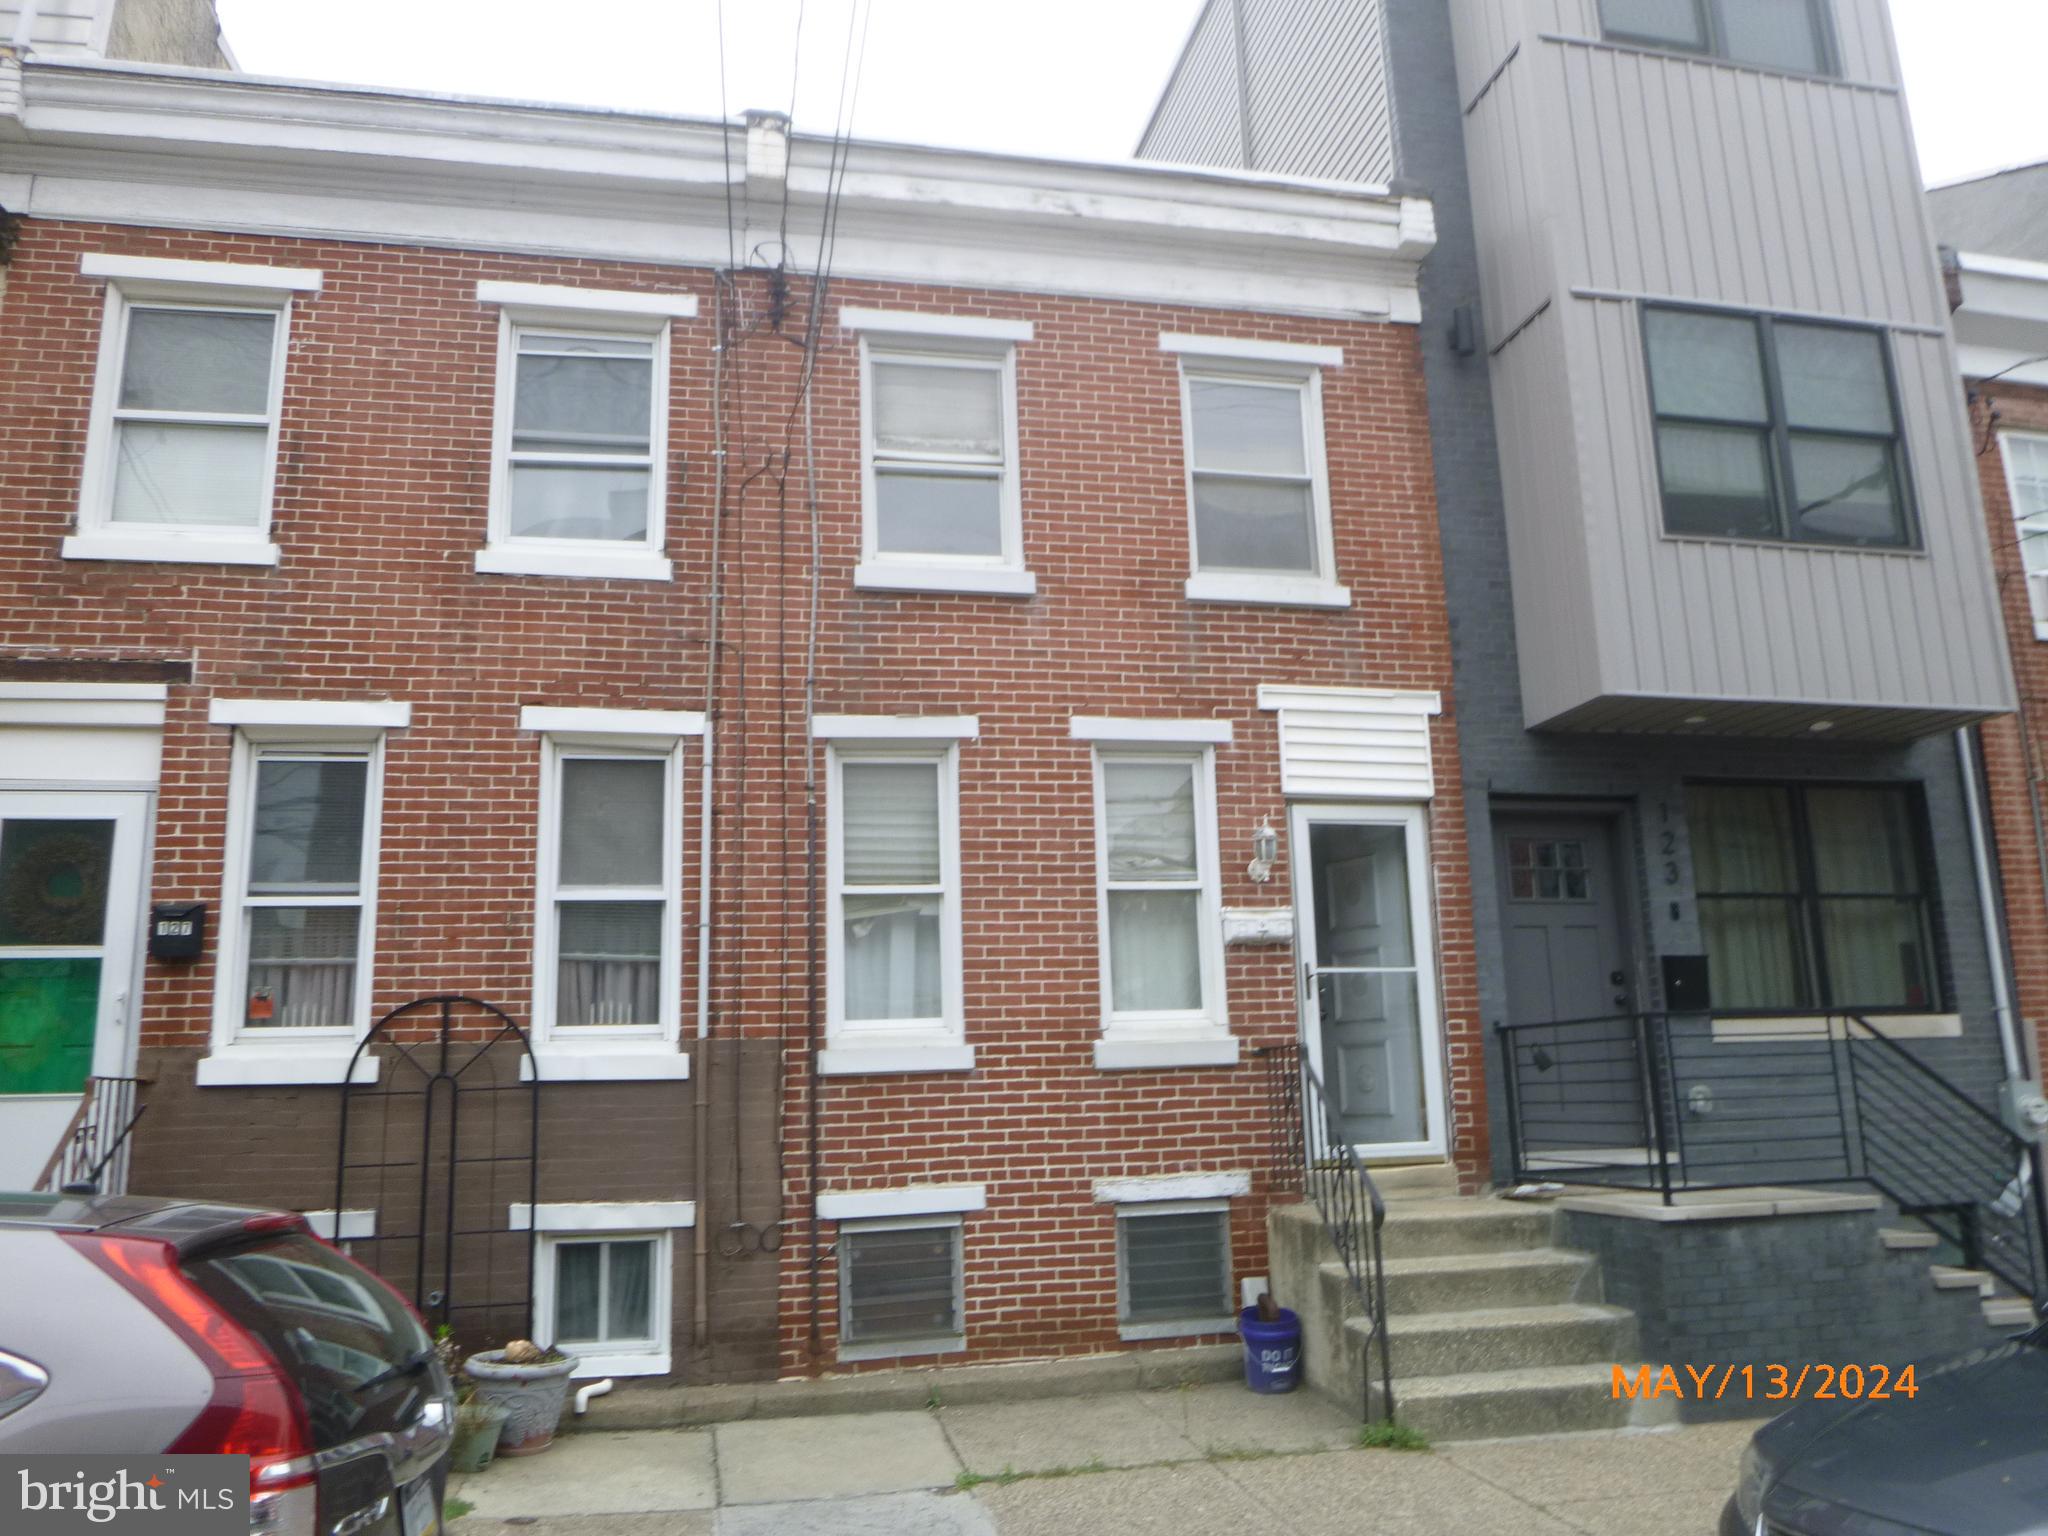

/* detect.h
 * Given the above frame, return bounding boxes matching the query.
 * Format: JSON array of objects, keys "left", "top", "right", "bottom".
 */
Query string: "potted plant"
[
  {"left": 436, "top": 1329, "right": 511, "bottom": 1474},
  {"left": 462, "top": 1339, "right": 577, "bottom": 1456}
]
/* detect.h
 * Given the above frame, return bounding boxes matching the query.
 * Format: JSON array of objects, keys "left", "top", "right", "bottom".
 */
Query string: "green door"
[{"left": 0, "top": 817, "right": 117, "bottom": 1095}]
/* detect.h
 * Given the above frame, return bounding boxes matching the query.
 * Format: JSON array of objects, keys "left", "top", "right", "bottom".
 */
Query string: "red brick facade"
[
  {"left": 0, "top": 215, "right": 1475, "bottom": 1380},
  {"left": 1968, "top": 382, "right": 2048, "bottom": 1075}
]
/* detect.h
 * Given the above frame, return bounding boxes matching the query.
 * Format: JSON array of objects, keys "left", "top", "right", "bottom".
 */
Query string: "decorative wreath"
[{"left": 2, "top": 833, "right": 110, "bottom": 946}]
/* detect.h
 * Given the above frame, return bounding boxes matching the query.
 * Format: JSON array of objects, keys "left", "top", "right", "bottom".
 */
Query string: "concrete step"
[
  {"left": 1379, "top": 1302, "right": 1636, "bottom": 1377},
  {"left": 1983, "top": 1296, "right": 2038, "bottom": 1331},
  {"left": 1879, "top": 1227, "right": 1939, "bottom": 1252},
  {"left": 1386, "top": 1363, "right": 1663, "bottom": 1443},
  {"left": 1380, "top": 1199, "right": 1558, "bottom": 1258},
  {"left": 1365, "top": 1162, "right": 1461, "bottom": 1201},
  {"left": 1930, "top": 1265, "right": 1994, "bottom": 1297},
  {"left": 1374, "top": 1249, "right": 1597, "bottom": 1316}
]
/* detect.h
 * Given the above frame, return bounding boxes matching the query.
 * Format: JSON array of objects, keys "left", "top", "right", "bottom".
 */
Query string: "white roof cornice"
[
  {"left": 1951, "top": 250, "right": 2048, "bottom": 386},
  {"left": 11, "top": 60, "right": 1433, "bottom": 322}
]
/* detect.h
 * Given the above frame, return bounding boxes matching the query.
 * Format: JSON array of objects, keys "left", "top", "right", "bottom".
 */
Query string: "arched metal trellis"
[{"left": 334, "top": 996, "right": 539, "bottom": 1348}]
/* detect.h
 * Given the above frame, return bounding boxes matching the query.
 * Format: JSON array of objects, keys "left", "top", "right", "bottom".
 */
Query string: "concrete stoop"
[{"left": 1270, "top": 1190, "right": 1671, "bottom": 1443}]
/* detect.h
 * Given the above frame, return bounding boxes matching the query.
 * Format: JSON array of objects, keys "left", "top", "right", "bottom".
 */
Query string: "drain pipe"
[{"left": 1957, "top": 727, "right": 2029, "bottom": 1081}]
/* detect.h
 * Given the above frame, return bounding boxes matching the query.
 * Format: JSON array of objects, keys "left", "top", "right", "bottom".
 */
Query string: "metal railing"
[
  {"left": 1496, "top": 1012, "right": 2047, "bottom": 1306},
  {"left": 1258, "top": 1041, "right": 1394, "bottom": 1422},
  {"left": 35, "top": 1075, "right": 147, "bottom": 1195}
]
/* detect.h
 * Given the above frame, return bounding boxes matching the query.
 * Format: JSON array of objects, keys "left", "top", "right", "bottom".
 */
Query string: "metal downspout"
[{"left": 1958, "top": 726, "right": 2030, "bottom": 1081}]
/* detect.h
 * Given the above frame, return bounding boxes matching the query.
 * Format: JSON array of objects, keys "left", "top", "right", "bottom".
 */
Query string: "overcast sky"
[{"left": 212, "top": 0, "right": 2046, "bottom": 189}]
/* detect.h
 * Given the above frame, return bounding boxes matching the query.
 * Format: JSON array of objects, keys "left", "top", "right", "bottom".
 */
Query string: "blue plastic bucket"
[{"left": 1239, "top": 1305, "right": 1302, "bottom": 1394}]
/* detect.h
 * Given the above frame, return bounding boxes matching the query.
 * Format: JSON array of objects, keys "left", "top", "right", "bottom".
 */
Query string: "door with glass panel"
[
  {"left": 0, "top": 792, "right": 147, "bottom": 1187},
  {"left": 1290, "top": 804, "right": 1444, "bottom": 1157}
]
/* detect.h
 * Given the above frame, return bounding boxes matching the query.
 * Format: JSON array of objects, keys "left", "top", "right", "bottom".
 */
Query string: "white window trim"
[
  {"left": 817, "top": 1184, "right": 986, "bottom": 1220},
  {"left": 1070, "top": 717, "right": 1233, "bottom": 746},
  {"left": 67, "top": 260, "right": 307, "bottom": 566},
  {"left": 510, "top": 1200, "right": 698, "bottom": 1232},
  {"left": 836, "top": 1214, "right": 967, "bottom": 1364},
  {"left": 201, "top": 726, "right": 387, "bottom": 1085},
  {"left": 534, "top": 1228, "right": 675, "bottom": 1378},
  {"left": 822, "top": 740, "right": 971, "bottom": 1075},
  {"left": 530, "top": 729, "right": 687, "bottom": 1056},
  {"left": 854, "top": 334, "right": 1032, "bottom": 597},
  {"left": 0, "top": 682, "right": 167, "bottom": 728},
  {"left": 1998, "top": 431, "right": 2048, "bottom": 642},
  {"left": 210, "top": 699, "right": 412, "bottom": 733},
  {"left": 476, "top": 293, "right": 676, "bottom": 582},
  {"left": 1114, "top": 1197, "right": 1237, "bottom": 1342},
  {"left": 1093, "top": 1171, "right": 1251, "bottom": 1204},
  {"left": 812, "top": 715, "right": 979, "bottom": 742},
  {"left": 841, "top": 308, "right": 1035, "bottom": 343},
  {"left": 1090, "top": 745, "right": 1233, "bottom": 1071},
  {"left": 1159, "top": 332, "right": 1344, "bottom": 369},
  {"left": 303, "top": 1208, "right": 377, "bottom": 1241},
  {"left": 1174, "top": 356, "right": 1347, "bottom": 609}
]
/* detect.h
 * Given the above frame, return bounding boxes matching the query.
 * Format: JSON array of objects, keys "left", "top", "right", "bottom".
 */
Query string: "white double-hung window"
[
  {"left": 202, "top": 699, "right": 407, "bottom": 1087},
  {"left": 844, "top": 309, "right": 1035, "bottom": 596},
  {"left": 1074, "top": 718, "right": 1234, "bottom": 1070},
  {"left": 1163, "top": 333, "right": 1346, "bottom": 609},
  {"left": 817, "top": 715, "right": 976, "bottom": 1075},
  {"left": 2001, "top": 433, "right": 2048, "bottom": 639},
  {"left": 68, "top": 255, "right": 322, "bottom": 566},
  {"left": 521, "top": 706, "right": 700, "bottom": 1078},
  {"left": 476, "top": 282, "right": 698, "bottom": 582}
]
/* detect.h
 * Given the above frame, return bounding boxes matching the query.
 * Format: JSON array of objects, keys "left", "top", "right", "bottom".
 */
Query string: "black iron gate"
[{"left": 334, "top": 996, "right": 540, "bottom": 1349}]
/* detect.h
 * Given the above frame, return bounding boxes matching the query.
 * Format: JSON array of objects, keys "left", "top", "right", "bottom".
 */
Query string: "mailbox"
[{"left": 149, "top": 901, "right": 206, "bottom": 961}]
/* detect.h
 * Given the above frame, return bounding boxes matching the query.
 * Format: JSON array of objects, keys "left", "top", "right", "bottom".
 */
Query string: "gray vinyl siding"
[
  {"left": 1459, "top": 0, "right": 2012, "bottom": 731},
  {"left": 1138, "top": 0, "right": 1396, "bottom": 187},
  {"left": 1137, "top": 0, "right": 1247, "bottom": 170}
]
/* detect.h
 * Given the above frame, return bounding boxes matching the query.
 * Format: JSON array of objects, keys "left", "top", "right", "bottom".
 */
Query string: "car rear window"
[{"left": 182, "top": 1233, "right": 433, "bottom": 1449}]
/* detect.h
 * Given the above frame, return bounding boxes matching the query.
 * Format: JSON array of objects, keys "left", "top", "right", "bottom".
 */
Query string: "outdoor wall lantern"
[{"left": 1248, "top": 820, "right": 1279, "bottom": 884}]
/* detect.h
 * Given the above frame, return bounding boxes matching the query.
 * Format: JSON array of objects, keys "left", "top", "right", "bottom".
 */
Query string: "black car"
[
  {"left": 0, "top": 1192, "right": 453, "bottom": 1536},
  {"left": 1723, "top": 1324, "right": 2048, "bottom": 1536}
]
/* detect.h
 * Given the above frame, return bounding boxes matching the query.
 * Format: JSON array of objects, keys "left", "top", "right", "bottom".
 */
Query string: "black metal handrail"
[
  {"left": 35, "top": 1075, "right": 147, "bottom": 1195},
  {"left": 1258, "top": 1042, "right": 1395, "bottom": 1422},
  {"left": 1495, "top": 1011, "right": 2047, "bottom": 1308}
]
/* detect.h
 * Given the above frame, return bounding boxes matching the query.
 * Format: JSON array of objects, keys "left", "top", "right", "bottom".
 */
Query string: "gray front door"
[
  {"left": 1295, "top": 807, "right": 1442, "bottom": 1155},
  {"left": 1496, "top": 815, "right": 1632, "bottom": 1025}
]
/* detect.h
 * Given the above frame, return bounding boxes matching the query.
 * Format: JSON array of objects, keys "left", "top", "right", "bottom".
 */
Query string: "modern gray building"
[{"left": 1144, "top": 0, "right": 2030, "bottom": 1173}]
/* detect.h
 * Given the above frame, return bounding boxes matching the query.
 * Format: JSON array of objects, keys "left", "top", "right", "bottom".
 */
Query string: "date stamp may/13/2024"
[{"left": 1613, "top": 1363, "right": 1920, "bottom": 1403}]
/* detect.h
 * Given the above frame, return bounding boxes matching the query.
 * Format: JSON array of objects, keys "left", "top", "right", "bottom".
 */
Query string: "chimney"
[{"left": 744, "top": 109, "right": 791, "bottom": 204}]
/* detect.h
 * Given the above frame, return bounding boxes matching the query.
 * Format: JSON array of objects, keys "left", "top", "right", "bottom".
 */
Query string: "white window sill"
[
  {"left": 1183, "top": 573, "right": 1350, "bottom": 609},
  {"left": 474, "top": 546, "right": 674, "bottom": 582},
  {"left": 837, "top": 1335, "right": 965, "bottom": 1365},
  {"left": 196, "top": 1044, "right": 379, "bottom": 1087},
  {"left": 853, "top": 561, "right": 1037, "bottom": 597},
  {"left": 521, "top": 1043, "right": 692, "bottom": 1081},
  {"left": 1708, "top": 1013, "right": 1962, "bottom": 1043},
  {"left": 1118, "top": 1316, "right": 1237, "bottom": 1343},
  {"left": 1094, "top": 1033, "right": 1241, "bottom": 1071},
  {"left": 818, "top": 1040, "right": 976, "bottom": 1076},
  {"left": 63, "top": 534, "right": 280, "bottom": 567},
  {"left": 565, "top": 1350, "right": 670, "bottom": 1379}
]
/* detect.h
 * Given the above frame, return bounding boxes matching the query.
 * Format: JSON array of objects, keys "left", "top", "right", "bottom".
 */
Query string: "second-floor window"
[
  {"left": 1180, "top": 367, "right": 1336, "bottom": 589},
  {"left": 1600, "top": 0, "right": 1834, "bottom": 76},
  {"left": 861, "top": 344, "right": 1022, "bottom": 573},
  {"left": 2000, "top": 433, "right": 2048, "bottom": 640},
  {"left": 1643, "top": 307, "right": 1912, "bottom": 550}
]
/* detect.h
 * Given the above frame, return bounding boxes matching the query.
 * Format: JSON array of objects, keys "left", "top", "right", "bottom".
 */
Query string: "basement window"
[
  {"left": 837, "top": 1217, "right": 965, "bottom": 1362},
  {"left": 536, "top": 1230, "right": 672, "bottom": 1378},
  {"left": 1116, "top": 1200, "right": 1235, "bottom": 1341}
]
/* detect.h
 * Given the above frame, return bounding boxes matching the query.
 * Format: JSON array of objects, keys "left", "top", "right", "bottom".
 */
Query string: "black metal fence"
[
  {"left": 1497, "top": 1012, "right": 2047, "bottom": 1304},
  {"left": 35, "top": 1075, "right": 146, "bottom": 1195},
  {"left": 1258, "top": 1041, "right": 1394, "bottom": 1422}
]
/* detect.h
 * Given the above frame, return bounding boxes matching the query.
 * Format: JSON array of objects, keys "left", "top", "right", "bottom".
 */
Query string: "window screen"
[
  {"left": 2001, "top": 434, "right": 2048, "bottom": 632},
  {"left": 554, "top": 754, "right": 666, "bottom": 1029},
  {"left": 840, "top": 1222, "right": 961, "bottom": 1346},
  {"left": 243, "top": 753, "right": 368, "bottom": 1030},
  {"left": 1185, "top": 376, "right": 1320, "bottom": 575},
  {"left": 110, "top": 307, "right": 277, "bottom": 529},
  {"left": 1102, "top": 759, "right": 1205, "bottom": 1015},
  {"left": 553, "top": 1237, "right": 658, "bottom": 1348},
  {"left": 508, "top": 330, "right": 656, "bottom": 543},
  {"left": 869, "top": 355, "right": 1008, "bottom": 560},
  {"left": 839, "top": 760, "right": 945, "bottom": 1024},
  {"left": 1119, "top": 1206, "right": 1231, "bottom": 1325}
]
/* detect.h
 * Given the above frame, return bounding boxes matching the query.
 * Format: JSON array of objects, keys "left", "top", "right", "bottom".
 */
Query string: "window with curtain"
[
  {"left": 106, "top": 304, "right": 280, "bottom": 530},
  {"left": 1644, "top": 307, "right": 1911, "bottom": 548},
  {"left": 1599, "top": 0, "right": 1833, "bottom": 74},
  {"left": 864, "top": 348, "right": 1014, "bottom": 563},
  {"left": 241, "top": 752, "right": 370, "bottom": 1030},
  {"left": 2000, "top": 433, "right": 2048, "bottom": 637},
  {"left": 553, "top": 754, "right": 668, "bottom": 1029},
  {"left": 551, "top": 1236, "right": 658, "bottom": 1352},
  {"left": 1182, "top": 371, "right": 1327, "bottom": 577},
  {"left": 504, "top": 327, "right": 658, "bottom": 544},
  {"left": 836, "top": 758, "right": 947, "bottom": 1026},
  {"left": 1689, "top": 783, "right": 1938, "bottom": 1012},
  {"left": 1099, "top": 756, "right": 1211, "bottom": 1017}
]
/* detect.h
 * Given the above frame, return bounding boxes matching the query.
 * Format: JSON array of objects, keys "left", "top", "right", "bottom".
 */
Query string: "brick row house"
[{"left": 0, "top": 42, "right": 1472, "bottom": 1382}]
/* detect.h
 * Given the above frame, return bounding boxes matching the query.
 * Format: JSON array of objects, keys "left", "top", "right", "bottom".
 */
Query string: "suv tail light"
[{"left": 63, "top": 1233, "right": 315, "bottom": 1495}]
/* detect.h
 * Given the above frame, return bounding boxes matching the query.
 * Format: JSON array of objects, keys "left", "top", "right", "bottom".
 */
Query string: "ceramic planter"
[{"left": 462, "top": 1351, "right": 577, "bottom": 1455}]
